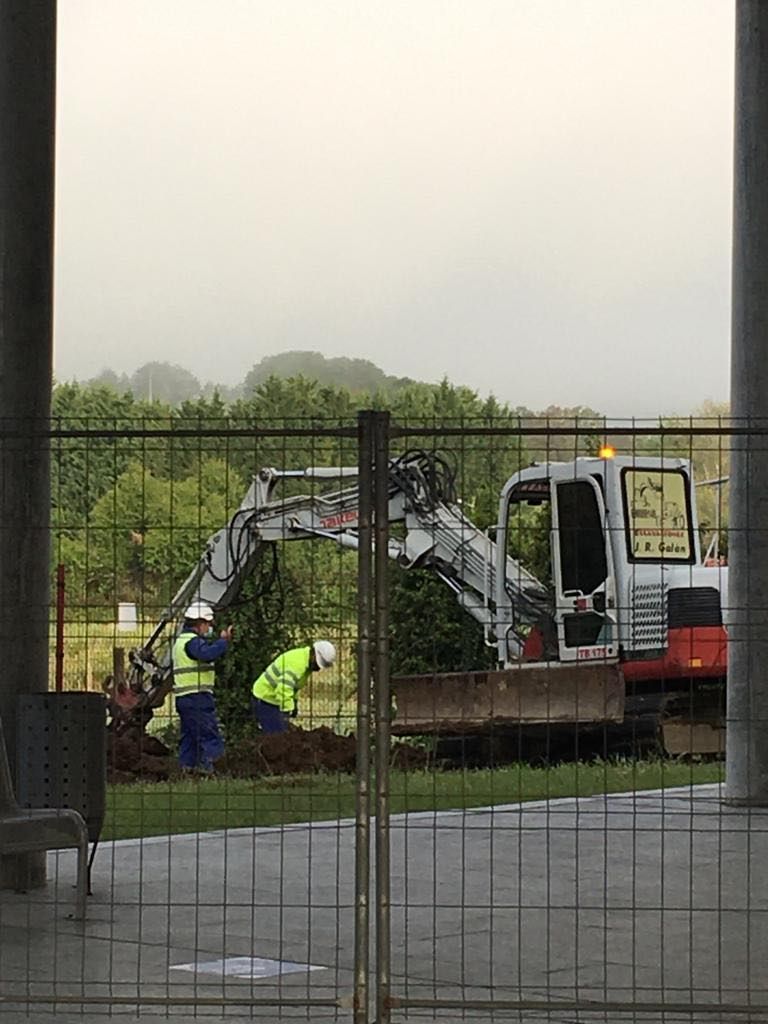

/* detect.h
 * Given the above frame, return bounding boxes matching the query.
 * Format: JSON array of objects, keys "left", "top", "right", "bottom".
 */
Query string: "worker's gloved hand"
[{"left": 290, "top": 703, "right": 298, "bottom": 719}]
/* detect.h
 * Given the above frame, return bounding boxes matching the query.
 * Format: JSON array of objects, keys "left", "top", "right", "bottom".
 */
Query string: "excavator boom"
[{"left": 124, "top": 451, "right": 552, "bottom": 702}]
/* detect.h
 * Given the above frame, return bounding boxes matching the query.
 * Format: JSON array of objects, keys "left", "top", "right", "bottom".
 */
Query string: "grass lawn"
[{"left": 103, "top": 759, "right": 724, "bottom": 841}]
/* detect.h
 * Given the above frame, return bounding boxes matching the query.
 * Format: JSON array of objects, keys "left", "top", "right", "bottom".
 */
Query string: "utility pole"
[
  {"left": 0, "top": 1, "right": 57, "bottom": 883},
  {"left": 727, "top": 1, "right": 768, "bottom": 804}
]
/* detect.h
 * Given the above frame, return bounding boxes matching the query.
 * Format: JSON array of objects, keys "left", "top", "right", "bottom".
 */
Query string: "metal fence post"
[
  {"left": 0, "top": 0, "right": 57, "bottom": 891},
  {"left": 728, "top": 0, "right": 768, "bottom": 804},
  {"left": 354, "top": 411, "right": 374, "bottom": 1023},
  {"left": 373, "top": 410, "right": 392, "bottom": 1023}
]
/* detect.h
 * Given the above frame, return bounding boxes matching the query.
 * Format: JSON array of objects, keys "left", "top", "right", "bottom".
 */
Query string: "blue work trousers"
[
  {"left": 251, "top": 696, "right": 290, "bottom": 734},
  {"left": 176, "top": 691, "right": 225, "bottom": 770}
]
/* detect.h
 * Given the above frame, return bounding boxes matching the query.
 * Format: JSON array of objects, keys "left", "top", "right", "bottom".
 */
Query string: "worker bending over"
[
  {"left": 172, "top": 602, "right": 233, "bottom": 772},
  {"left": 251, "top": 641, "right": 336, "bottom": 733}
]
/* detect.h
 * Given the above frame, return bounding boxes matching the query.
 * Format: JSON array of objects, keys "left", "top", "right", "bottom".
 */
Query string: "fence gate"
[{"left": 364, "top": 415, "right": 766, "bottom": 1024}]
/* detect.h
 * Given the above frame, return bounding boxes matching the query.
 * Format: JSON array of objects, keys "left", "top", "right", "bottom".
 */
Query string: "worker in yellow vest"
[
  {"left": 172, "top": 602, "right": 233, "bottom": 771},
  {"left": 251, "top": 641, "right": 336, "bottom": 733}
]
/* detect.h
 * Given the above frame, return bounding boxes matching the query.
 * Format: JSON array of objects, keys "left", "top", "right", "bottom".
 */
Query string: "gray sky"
[{"left": 54, "top": 0, "right": 733, "bottom": 417}]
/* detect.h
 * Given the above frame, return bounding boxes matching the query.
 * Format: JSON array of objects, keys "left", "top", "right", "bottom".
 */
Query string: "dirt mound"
[
  {"left": 107, "top": 724, "right": 425, "bottom": 782},
  {"left": 390, "top": 743, "right": 429, "bottom": 769},
  {"left": 107, "top": 728, "right": 172, "bottom": 782},
  {"left": 218, "top": 728, "right": 427, "bottom": 776},
  {"left": 218, "top": 726, "right": 357, "bottom": 777}
]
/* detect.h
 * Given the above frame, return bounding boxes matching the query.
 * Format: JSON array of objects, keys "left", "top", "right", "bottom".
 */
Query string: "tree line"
[{"left": 81, "top": 351, "right": 419, "bottom": 406}]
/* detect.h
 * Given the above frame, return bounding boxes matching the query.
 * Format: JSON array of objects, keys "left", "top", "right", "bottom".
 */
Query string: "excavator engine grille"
[{"left": 628, "top": 581, "right": 666, "bottom": 649}]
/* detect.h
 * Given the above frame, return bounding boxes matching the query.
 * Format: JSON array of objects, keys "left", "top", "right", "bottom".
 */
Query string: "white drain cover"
[{"left": 171, "top": 956, "right": 325, "bottom": 979}]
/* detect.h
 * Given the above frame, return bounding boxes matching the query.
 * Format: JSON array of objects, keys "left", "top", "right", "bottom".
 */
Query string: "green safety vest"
[
  {"left": 172, "top": 631, "right": 216, "bottom": 695},
  {"left": 252, "top": 646, "right": 311, "bottom": 713}
]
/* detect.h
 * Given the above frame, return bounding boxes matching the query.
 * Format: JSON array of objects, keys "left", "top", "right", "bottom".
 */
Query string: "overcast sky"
[{"left": 54, "top": 0, "right": 733, "bottom": 417}]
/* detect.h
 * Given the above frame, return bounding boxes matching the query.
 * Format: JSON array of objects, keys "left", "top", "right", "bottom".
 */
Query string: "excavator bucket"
[{"left": 390, "top": 661, "right": 625, "bottom": 734}]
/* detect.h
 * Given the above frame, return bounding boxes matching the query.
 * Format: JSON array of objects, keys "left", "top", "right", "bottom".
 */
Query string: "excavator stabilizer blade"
[
  {"left": 660, "top": 717, "right": 725, "bottom": 756},
  {"left": 658, "top": 684, "right": 726, "bottom": 756},
  {"left": 390, "top": 662, "right": 624, "bottom": 734}
]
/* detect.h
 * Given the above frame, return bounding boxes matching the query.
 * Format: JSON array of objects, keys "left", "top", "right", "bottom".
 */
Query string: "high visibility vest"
[
  {"left": 252, "top": 646, "right": 311, "bottom": 713},
  {"left": 172, "top": 631, "right": 216, "bottom": 695}
]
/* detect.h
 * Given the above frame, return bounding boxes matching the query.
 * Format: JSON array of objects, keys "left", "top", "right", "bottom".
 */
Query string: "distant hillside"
[
  {"left": 82, "top": 351, "right": 417, "bottom": 405},
  {"left": 243, "top": 351, "right": 416, "bottom": 395}
]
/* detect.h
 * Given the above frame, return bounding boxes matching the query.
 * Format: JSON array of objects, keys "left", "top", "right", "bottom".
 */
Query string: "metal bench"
[{"left": 0, "top": 717, "right": 88, "bottom": 919}]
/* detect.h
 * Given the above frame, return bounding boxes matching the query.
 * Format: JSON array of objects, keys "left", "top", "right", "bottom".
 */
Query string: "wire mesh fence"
[{"left": 1, "top": 409, "right": 763, "bottom": 1022}]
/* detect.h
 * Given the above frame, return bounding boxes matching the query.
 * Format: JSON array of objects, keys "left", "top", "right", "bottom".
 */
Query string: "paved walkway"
[{"left": 2, "top": 783, "right": 768, "bottom": 1022}]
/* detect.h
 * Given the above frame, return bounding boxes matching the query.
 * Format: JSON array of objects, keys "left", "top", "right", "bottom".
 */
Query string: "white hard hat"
[
  {"left": 313, "top": 640, "right": 336, "bottom": 669},
  {"left": 184, "top": 602, "right": 215, "bottom": 622}
]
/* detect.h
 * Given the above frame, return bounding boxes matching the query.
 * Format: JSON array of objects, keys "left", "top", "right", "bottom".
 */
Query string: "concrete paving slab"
[{"left": 1, "top": 783, "right": 768, "bottom": 1022}]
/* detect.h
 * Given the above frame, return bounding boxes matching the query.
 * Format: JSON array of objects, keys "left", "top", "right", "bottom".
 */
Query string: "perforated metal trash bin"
[{"left": 15, "top": 692, "right": 106, "bottom": 843}]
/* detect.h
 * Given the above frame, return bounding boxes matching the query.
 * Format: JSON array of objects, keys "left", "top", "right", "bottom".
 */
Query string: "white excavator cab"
[
  {"left": 495, "top": 460, "right": 620, "bottom": 667},
  {"left": 496, "top": 454, "right": 703, "bottom": 668}
]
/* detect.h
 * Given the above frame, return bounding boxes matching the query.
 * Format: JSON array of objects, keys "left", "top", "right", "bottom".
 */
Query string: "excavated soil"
[
  {"left": 107, "top": 725, "right": 427, "bottom": 783},
  {"left": 107, "top": 728, "right": 173, "bottom": 783},
  {"left": 217, "top": 726, "right": 357, "bottom": 777}
]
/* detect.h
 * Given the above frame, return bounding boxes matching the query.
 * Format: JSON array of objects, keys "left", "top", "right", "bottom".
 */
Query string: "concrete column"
[
  {"left": 727, "top": 1, "right": 768, "bottom": 803},
  {"left": 0, "top": 2, "right": 57, "bottom": 883}
]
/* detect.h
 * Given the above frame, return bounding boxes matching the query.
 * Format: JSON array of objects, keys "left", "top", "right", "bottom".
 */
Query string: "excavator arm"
[{"left": 116, "top": 451, "right": 550, "bottom": 718}]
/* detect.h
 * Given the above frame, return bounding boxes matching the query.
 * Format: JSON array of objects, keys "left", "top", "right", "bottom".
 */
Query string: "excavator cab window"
[
  {"left": 556, "top": 481, "right": 607, "bottom": 596},
  {"left": 505, "top": 485, "right": 552, "bottom": 589}
]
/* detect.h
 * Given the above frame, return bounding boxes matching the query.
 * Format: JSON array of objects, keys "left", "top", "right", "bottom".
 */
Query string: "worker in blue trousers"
[{"left": 171, "top": 602, "right": 233, "bottom": 773}]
